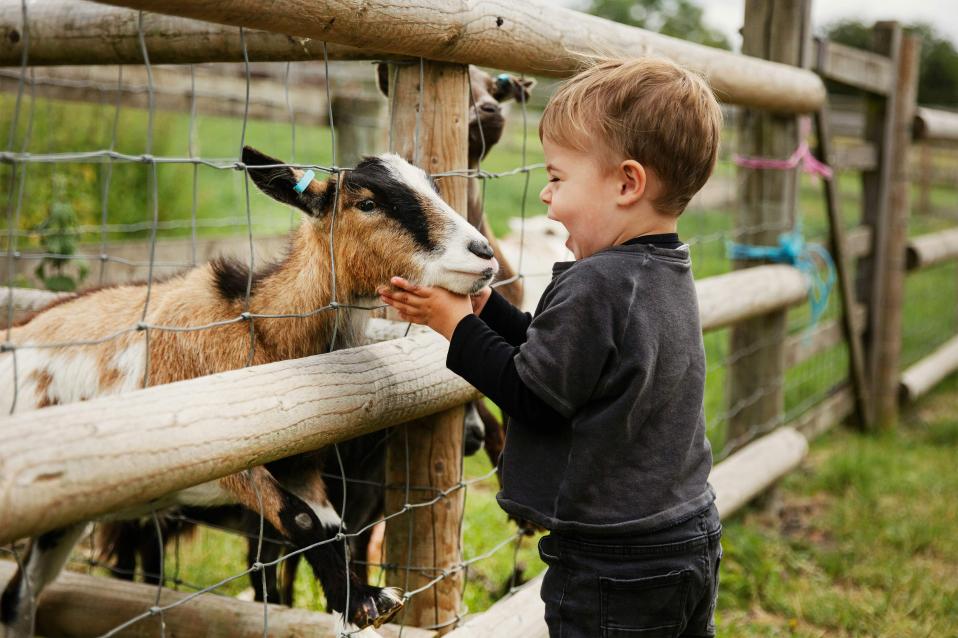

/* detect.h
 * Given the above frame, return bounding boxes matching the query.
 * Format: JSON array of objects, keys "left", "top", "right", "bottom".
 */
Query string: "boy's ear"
[
  {"left": 242, "top": 146, "right": 336, "bottom": 217},
  {"left": 617, "top": 160, "right": 647, "bottom": 206}
]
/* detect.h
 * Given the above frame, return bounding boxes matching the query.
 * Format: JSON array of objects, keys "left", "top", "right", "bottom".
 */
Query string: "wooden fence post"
[
  {"left": 383, "top": 60, "right": 469, "bottom": 634},
  {"left": 858, "top": 24, "right": 921, "bottom": 428},
  {"left": 726, "top": 0, "right": 811, "bottom": 449}
]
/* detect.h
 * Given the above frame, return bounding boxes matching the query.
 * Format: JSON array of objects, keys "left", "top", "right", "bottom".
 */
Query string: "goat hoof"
[{"left": 351, "top": 586, "right": 404, "bottom": 629}]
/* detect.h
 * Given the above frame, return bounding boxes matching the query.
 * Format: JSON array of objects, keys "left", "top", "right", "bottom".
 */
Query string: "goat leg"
[
  {"left": 221, "top": 468, "right": 404, "bottom": 629},
  {"left": 1, "top": 523, "right": 89, "bottom": 638}
]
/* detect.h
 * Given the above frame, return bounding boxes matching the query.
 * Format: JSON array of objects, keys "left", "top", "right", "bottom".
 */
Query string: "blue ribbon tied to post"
[{"left": 727, "top": 227, "right": 837, "bottom": 331}]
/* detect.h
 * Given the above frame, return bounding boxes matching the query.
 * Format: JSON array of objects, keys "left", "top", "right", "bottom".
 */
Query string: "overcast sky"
[{"left": 559, "top": 0, "right": 957, "bottom": 50}]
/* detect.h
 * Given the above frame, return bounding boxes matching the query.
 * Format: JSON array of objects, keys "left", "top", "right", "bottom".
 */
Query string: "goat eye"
[{"left": 358, "top": 199, "right": 376, "bottom": 212}]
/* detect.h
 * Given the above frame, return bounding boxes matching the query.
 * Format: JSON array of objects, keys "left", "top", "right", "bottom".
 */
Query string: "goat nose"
[
  {"left": 479, "top": 101, "right": 499, "bottom": 114},
  {"left": 468, "top": 239, "right": 494, "bottom": 260}
]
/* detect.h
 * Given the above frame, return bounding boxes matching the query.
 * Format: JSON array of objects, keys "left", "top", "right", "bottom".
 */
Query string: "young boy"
[{"left": 379, "top": 57, "right": 723, "bottom": 637}]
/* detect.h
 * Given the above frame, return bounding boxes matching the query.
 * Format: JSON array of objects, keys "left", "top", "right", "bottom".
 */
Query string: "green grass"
[{"left": 716, "top": 374, "right": 958, "bottom": 637}]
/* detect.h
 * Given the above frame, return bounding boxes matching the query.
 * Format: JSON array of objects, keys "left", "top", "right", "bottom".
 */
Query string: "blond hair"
[{"left": 539, "top": 57, "right": 722, "bottom": 215}]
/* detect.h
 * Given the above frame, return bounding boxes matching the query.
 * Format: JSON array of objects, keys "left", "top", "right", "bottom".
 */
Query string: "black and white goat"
[{"left": 0, "top": 147, "right": 497, "bottom": 636}]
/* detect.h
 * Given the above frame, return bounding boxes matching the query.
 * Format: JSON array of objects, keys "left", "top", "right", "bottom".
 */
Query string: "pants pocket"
[
  {"left": 599, "top": 569, "right": 691, "bottom": 637},
  {"left": 538, "top": 534, "right": 561, "bottom": 564}
]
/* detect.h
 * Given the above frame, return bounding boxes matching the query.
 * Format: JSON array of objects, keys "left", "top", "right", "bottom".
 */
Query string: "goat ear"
[
  {"left": 242, "top": 146, "right": 335, "bottom": 217},
  {"left": 491, "top": 74, "right": 536, "bottom": 104},
  {"left": 376, "top": 64, "right": 390, "bottom": 97},
  {"left": 516, "top": 77, "right": 536, "bottom": 103}
]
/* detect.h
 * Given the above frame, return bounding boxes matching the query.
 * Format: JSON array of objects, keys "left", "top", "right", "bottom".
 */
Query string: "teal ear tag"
[{"left": 293, "top": 170, "right": 316, "bottom": 194}]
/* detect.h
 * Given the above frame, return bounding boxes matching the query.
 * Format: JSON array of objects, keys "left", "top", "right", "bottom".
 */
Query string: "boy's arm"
[
  {"left": 478, "top": 288, "right": 533, "bottom": 347},
  {"left": 447, "top": 315, "right": 567, "bottom": 426}
]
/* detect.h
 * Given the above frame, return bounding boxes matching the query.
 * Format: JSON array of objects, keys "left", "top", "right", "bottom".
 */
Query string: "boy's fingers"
[
  {"left": 382, "top": 297, "right": 420, "bottom": 316},
  {"left": 390, "top": 276, "right": 421, "bottom": 293},
  {"left": 382, "top": 290, "right": 423, "bottom": 307}
]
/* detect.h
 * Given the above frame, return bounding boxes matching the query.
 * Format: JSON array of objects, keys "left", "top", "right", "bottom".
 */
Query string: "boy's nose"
[{"left": 539, "top": 184, "right": 550, "bottom": 204}]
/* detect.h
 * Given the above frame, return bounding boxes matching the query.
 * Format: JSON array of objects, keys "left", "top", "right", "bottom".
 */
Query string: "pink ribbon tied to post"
[{"left": 733, "top": 116, "right": 833, "bottom": 180}]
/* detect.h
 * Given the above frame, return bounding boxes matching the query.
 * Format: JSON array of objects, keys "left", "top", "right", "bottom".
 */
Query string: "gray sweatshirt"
[{"left": 448, "top": 240, "right": 714, "bottom": 535}]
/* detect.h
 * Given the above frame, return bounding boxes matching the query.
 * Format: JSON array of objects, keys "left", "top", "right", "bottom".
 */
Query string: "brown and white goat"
[{"left": 0, "top": 146, "right": 497, "bottom": 636}]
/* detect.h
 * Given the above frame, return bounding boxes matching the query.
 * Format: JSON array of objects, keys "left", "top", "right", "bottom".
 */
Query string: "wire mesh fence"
[{"left": 0, "top": 6, "right": 547, "bottom": 636}]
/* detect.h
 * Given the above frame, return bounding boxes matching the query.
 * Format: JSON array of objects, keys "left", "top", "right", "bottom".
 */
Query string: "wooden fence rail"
[
  {"left": 913, "top": 106, "right": 958, "bottom": 143},
  {"left": 0, "top": 0, "right": 826, "bottom": 113}
]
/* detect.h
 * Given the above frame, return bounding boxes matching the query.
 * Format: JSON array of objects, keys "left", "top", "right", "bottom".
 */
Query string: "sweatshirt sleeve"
[
  {"left": 477, "top": 289, "right": 533, "bottom": 347},
  {"left": 446, "top": 315, "right": 567, "bottom": 426}
]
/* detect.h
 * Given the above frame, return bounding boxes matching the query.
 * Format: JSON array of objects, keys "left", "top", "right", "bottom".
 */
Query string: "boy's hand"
[{"left": 378, "top": 277, "right": 473, "bottom": 340}]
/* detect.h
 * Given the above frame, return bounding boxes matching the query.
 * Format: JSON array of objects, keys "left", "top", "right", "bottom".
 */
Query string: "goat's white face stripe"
[{"left": 376, "top": 154, "right": 498, "bottom": 294}]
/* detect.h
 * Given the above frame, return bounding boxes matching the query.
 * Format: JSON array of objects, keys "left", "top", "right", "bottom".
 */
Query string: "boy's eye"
[{"left": 548, "top": 177, "right": 559, "bottom": 183}]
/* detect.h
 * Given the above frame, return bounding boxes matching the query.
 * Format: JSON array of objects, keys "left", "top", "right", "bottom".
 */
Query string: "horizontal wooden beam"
[
  {"left": 830, "top": 143, "right": 877, "bottom": 172},
  {"left": 906, "top": 227, "right": 958, "bottom": 271},
  {"left": 448, "top": 425, "right": 811, "bottom": 636},
  {"left": 815, "top": 38, "right": 894, "bottom": 96},
  {"left": 784, "top": 304, "right": 867, "bottom": 369},
  {"left": 0, "top": 1, "right": 384, "bottom": 66},
  {"left": 899, "top": 335, "right": 958, "bottom": 403},
  {"left": 710, "top": 426, "right": 808, "bottom": 518},
  {"left": 0, "top": 560, "right": 432, "bottom": 638},
  {"left": 913, "top": 106, "right": 958, "bottom": 142},
  {"left": 0, "top": 65, "right": 331, "bottom": 125},
  {"left": 697, "top": 265, "right": 809, "bottom": 332},
  {"left": 25, "top": 0, "right": 828, "bottom": 113},
  {"left": 0, "top": 332, "right": 480, "bottom": 545}
]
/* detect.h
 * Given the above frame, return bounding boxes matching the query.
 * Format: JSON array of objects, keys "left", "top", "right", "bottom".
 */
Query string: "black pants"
[{"left": 537, "top": 504, "right": 722, "bottom": 638}]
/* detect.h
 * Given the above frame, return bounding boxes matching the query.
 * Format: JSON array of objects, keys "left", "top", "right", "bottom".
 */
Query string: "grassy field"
[
  {"left": 5, "top": 92, "right": 958, "bottom": 631},
  {"left": 716, "top": 374, "right": 958, "bottom": 637}
]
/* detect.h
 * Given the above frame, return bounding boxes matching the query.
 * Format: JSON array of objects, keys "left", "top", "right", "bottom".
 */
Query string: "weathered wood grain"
[
  {"left": 58, "top": 0, "right": 828, "bottom": 112},
  {"left": 815, "top": 38, "right": 894, "bottom": 96}
]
